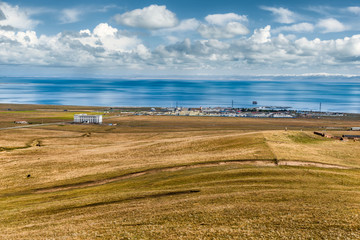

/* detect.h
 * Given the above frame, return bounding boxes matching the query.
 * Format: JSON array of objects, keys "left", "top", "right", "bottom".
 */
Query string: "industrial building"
[{"left": 74, "top": 114, "right": 103, "bottom": 124}]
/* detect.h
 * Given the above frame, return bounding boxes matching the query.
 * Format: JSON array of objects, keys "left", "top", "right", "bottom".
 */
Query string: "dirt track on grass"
[{"left": 34, "top": 159, "right": 353, "bottom": 194}]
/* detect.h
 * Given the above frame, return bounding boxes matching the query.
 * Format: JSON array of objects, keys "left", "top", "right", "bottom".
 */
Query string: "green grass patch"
[{"left": 287, "top": 132, "right": 328, "bottom": 144}]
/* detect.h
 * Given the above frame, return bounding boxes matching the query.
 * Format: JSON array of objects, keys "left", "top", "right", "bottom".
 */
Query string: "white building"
[
  {"left": 271, "top": 113, "right": 294, "bottom": 118},
  {"left": 74, "top": 114, "right": 103, "bottom": 124}
]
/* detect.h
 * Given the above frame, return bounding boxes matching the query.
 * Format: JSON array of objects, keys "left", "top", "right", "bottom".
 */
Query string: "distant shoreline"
[
  {"left": 1, "top": 103, "right": 360, "bottom": 117},
  {"left": 1, "top": 74, "right": 360, "bottom": 81}
]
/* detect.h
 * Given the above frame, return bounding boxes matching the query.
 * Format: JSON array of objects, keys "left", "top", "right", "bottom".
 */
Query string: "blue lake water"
[{"left": 0, "top": 78, "right": 360, "bottom": 113}]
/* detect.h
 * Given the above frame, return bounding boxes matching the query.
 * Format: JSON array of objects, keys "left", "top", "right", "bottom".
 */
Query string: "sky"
[{"left": 1, "top": 0, "right": 360, "bottom": 77}]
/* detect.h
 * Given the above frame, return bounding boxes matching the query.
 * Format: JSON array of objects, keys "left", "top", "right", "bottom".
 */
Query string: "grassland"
[{"left": 0, "top": 105, "right": 360, "bottom": 239}]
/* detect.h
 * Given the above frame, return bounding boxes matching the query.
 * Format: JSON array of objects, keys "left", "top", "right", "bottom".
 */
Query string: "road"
[
  {"left": 0, "top": 115, "right": 118, "bottom": 131},
  {"left": 0, "top": 122, "right": 67, "bottom": 131}
]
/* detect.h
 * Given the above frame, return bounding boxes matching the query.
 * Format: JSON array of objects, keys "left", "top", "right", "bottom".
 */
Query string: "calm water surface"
[{"left": 0, "top": 78, "right": 360, "bottom": 113}]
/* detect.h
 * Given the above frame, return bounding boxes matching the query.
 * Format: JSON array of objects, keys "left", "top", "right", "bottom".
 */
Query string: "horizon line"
[{"left": 1, "top": 73, "right": 360, "bottom": 80}]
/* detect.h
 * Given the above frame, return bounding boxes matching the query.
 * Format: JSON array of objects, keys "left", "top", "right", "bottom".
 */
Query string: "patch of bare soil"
[{"left": 278, "top": 160, "right": 351, "bottom": 169}]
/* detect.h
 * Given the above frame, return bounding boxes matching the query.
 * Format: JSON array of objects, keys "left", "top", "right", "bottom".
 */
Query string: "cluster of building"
[
  {"left": 135, "top": 107, "right": 295, "bottom": 118},
  {"left": 71, "top": 106, "right": 353, "bottom": 125},
  {"left": 71, "top": 107, "right": 296, "bottom": 126},
  {"left": 130, "top": 106, "right": 351, "bottom": 119}
]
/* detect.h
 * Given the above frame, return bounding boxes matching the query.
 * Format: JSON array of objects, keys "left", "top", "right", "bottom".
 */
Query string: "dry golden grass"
[
  {"left": 0, "top": 106, "right": 360, "bottom": 239},
  {"left": 1, "top": 166, "right": 360, "bottom": 239},
  {"left": 265, "top": 131, "right": 360, "bottom": 167}
]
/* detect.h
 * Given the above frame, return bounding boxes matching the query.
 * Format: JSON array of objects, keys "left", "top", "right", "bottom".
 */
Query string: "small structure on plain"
[
  {"left": 14, "top": 120, "right": 28, "bottom": 124},
  {"left": 74, "top": 114, "right": 102, "bottom": 124}
]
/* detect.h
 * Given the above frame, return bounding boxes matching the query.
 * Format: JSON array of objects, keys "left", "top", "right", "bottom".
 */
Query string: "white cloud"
[
  {"left": 114, "top": 5, "right": 178, "bottom": 29},
  {"left": 0, "top": 23, "right": 149, "bottom": 68},
  {"left": 58, "top": 5, "right": 123, "bottom": 24},
  {"left": 261, "top": 6, "right": 296, "bottom": 24},
  {"left": 60, "top": 8, "right": 82, "bottom": 24},
  {"left": 317, "top": 18, "right": 348, "bottom": 33},
  {"left": 154, "top": 26, "right": 360, "bottom": 72},
  {"left": 165, "top": 36, "right": 179, "bottom": 44},
  {"left": 0, "top": 2, "right": 39, "bottom": 30},
  {"left": 166, "top": 18, "right": 200, "bottom": 32},
  {"left": 332, "top": 35, "right": 360, "bottom": 57},
  {"left": 153, "top": 18, "right": 200, "bottom": 35},
  {"left": 198, "top": 13, "right": 249, "bottom": 39},
  {"left": 2, "top": 20, "right": 360, "bottom": 74},
  {"left": 206, "top": 39, "right": 230, "bottom": 50},
  {"left": 226, "top": 22, "right": 249, "bottom": 35},
  {"left": 205, "top": 13, "right": 247, "bottom": 26},
  {"left": 97, "top": 4, "right": 123, "bottom": 13},
  {"left": 136, "top": 44, "right": 151, "bottom": 59},
  {"left": 273, "top": 22, "right": 314, "bottom": 33},
  {"left": 347, "top": 6, "right": 360, "bottom": 14},
  {"left": 93, "top": 23, "right": 117, "bottom": 37},
  {"left": 198, "top": 22, "right": 249, "bottom": 39},
  {"left": 250, "top": 25, "right": 271, "bottom": 43},
  {"left": 152, "top": 18, "right": 200, "bottom": 44},
  {"left": 0, "top": 29, "right": 38, "bottom": 45},
  {"left": 78, "top": 23, "right": 142, "bottom": 53}
]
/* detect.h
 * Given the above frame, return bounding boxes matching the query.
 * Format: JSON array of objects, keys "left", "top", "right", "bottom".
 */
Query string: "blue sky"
[{"left": 1, "top": 0, "right": 360, "bottom": 77}]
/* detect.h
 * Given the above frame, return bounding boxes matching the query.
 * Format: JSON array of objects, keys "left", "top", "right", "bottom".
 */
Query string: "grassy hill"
[{"left": 0, "top": 109, "right": 359, "bottom": 239}]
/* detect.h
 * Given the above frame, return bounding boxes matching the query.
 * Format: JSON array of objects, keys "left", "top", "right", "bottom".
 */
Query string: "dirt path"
[
  {"left": 34, "top": 159, "right": 354, "bottom": 194},
  {"left": 0, "top": 122, "right": 66, "bottom": 131},
  {"left": 278, "top": 161, "right": 351, "bottom": 169}
]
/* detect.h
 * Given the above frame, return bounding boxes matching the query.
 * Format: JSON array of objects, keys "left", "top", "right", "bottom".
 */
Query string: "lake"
[{"left": 0, "top": 77, "right": 360, "bottom": 113}]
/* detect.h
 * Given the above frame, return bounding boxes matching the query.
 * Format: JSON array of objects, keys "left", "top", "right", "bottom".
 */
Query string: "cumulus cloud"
[
  {"left": 347, "top": 6, "right": 360, "bottom": 14},
  {"left": 2, "top": 18, "right": 360, "bottom": 74},
  {"left": 74, "top": 23, "right": 145, "bottom": 54},
  {"left": 273, "top": 22, "right": 314, "bottom": 33},
  {"left": 226, "top": 22, "right": 249, "bottom": 35},
  {"left": 58, "top": 5, "right": 122, "bottom": 24},
  {"left": 205, "top": 13, "right": 247, "bottom": 25},
  {"left": 153, "top": 25, "right": 360, "bottom": 72},
  {"left": 93, "top": 23, "right": 117, "bottom": 37},
  {"left": 60, "top": 8, "right": 82, "bottom": 24},
  {"left": 114, "top": 5, "right": 178, "bottom": 29},
  {"left": 198, "top": 13, "right": 249, "bottom": 39},
  {"left": 165, "top": 18, "right": 200, "bottom": 32},
  {"left": 153, "top": 18, "right": 200, "bottom": 35},
  {"left": 317, "top": 18, "right": 348, "bottom": 33},
  {"left": 0, "top": 2, "right": 39, "bottom": 30},
  {"left": 250, "top": 25, "right": 271, "bottom": 43},
  {"left": 152, "top": 18, "right": 200, "bottom": 44},
  {"left": 0, "top": 23, "right": 150, "bottom": 68},
  {"left": 261, "top": 6, "right": 296, "bottom": 24},
  {"left": 198, "top": 22, "right": 249, "bottom": 39}
]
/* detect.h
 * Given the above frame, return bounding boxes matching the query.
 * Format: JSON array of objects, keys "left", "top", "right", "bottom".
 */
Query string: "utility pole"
[
  {"left": 232, "top": 100, "right": 234, "bottom": 108},
  {"left": 319, "top": 102, "right": 322, "bottom": 112}
]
